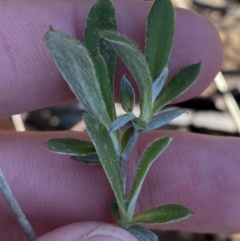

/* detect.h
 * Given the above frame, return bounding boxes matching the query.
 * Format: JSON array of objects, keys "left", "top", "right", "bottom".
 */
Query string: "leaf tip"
[
  {"left": 163, "top": 135, "right": 173, "bottom": 143},
  {"left": 194, "top": 61, "right": 202, "bottom": 71},
  {"left": 43, "top": 142, "right": 49, "bottom": 148},
  {"left": 44, "top": 26, "right": 57, "bottom": 38},
  {"left": 44, "top": 140, "right": 51, "bottom": 148}
]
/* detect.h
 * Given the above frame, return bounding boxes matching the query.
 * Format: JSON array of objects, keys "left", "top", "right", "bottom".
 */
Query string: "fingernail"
[{"left": 83, "top": 226, "right": 137, "bottom": 241}]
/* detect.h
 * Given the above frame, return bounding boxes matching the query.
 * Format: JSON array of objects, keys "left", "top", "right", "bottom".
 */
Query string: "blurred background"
[{"left": 1, "top": 0, "right": 240, "bottom": 240}]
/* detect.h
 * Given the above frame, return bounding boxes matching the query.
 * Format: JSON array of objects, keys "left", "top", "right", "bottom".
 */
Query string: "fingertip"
[{"left": 36, "top": 222, "right": 138, "bottom": 241}]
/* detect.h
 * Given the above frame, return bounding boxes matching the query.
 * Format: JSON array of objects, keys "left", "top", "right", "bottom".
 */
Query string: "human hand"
[{"left": 1, "top": 0, "right": 238, "bottom": 240}]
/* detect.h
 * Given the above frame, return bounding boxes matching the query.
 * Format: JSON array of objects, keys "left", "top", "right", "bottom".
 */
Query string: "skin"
[{"left": 1, "top": 0, "right": 239, "bottom": 240}]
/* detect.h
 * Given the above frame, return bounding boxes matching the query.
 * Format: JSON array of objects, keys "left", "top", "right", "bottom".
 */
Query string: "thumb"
[{"left": 36, "top": 222, "right": 138, "bottom": 241}]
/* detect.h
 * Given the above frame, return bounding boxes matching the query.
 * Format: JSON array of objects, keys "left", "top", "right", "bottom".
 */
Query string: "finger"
[
  {"left": 0, "top": 131, "right": 239, "bottom": 240},
  {"left": 0, "top": 0, "right": 222, "bottom": 116},
  {"left": 36, "top": 222, "right": 137, "bottom": 241}
]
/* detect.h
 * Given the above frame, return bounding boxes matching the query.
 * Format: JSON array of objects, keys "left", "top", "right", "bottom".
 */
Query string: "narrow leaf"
[
  {"left": 126, "top": 225, "right": 158, "bottom": 241},
  {"left": 152, "top": 67, "right": 169, "bottom": 103},
  {"left": 109, "top": 201, "right": 121, "bottom": 222},
  {"left": 120, "top": 75, "right": 135, "bottom": 113},
  {"left": 71, "top": 153, "right": 100, "bottom": 165},
  {"left": 84, "top": 0, "right": 117, "bottom": 82},
  {"left": 94, "top": 54, "right": 116, "bottom": 121},
  {"left": 143, "top": 108, "right": 186, "bottom": 132},
  {"left": 121, "top": 126, "right": 134, "bottom": 154},
  {"left": 120, "top": 126, "right": 138, "bottom": 162},
  {"left": 128, "top": 137, "right": 172, "bottom": 218},
  {"left": 110, "top": 113, "right": 135, "bottom": 133},
  {"left": 99, "top": 31, "right": 152, "bottom": 122},
  {"left": 131, "top": 204, "right": 193, "bottom": 224},
  {"left": 145, "top": 0, "right": 174, "bottom": 80},
  {"left": 44, "top": 28, "right": 111, "bottom": 127},
  {"left": 84, "top": 113, "right": 125, "bottom": 213},
  {"left": 132, "top": 117, "right": 147, "bottom": 130},
  {"left": 153, "top": 63, "right": 201, "bottom": 113},
  {"left": 45, "top": 138, "right": 95, "bottom": 156}
]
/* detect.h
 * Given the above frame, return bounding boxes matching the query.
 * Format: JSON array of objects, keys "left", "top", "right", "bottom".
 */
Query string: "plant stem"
[{"left": 0, "top": 168, "right": 36, "bottom": 241}]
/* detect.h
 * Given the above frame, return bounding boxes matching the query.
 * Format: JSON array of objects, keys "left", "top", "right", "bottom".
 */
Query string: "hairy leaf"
[
  {"left": 94, "top": 54, "right": 116, "bottom": 121},
  {"left": 109, "top": 201, "right": 121, "bottom": 222},
  {"left": 120, "top": 75, "right": 135, "bottom": 113},
  {"left": 127, "top": 137, "right": 172, "bottom": 218},
  {"left": 153, "top": 63, "right": 201, "bottom": 112},
  {"left": 44, "top": 28, "right": 111, "bottom": 127},
  {"left": 45, "top": 138, "right": 95, "bottom": 156},
  {"left": 84, "top": 113, "right": 125, "bottom": 213},
  {"left": 132, "top": 118, "right": 147, "bottom": 130},
  {"left": 131, "top": 204, "right": 193, "bottom": 224},
  {"left": 120, "top": 126, "right": 138, "bottom": 162},
  {"left": 145, "top": 0, "right": 174, "bottom": 80},
  {"left": 126, "top": 225, "right": 158, "bottom": 241},
  {"left": 84, "top": 0, "right": 117, "bottom": 82},
  {"left": 71, "top": 153, "right": 100, "bottom": 165},
  {"left": 143, "top": 108, "right": 186, "bottom": 132},
  {"left": 121, "top": 126, "right": 134, "bottom": 154},
  {"left": 109, "top": 113, "right": 135, "bottom": 133},
  {"left": 152, "top": 67, "right": 169, "bottom": 103},
  {"left": 99, "top": 31, "right": 153, "bottom": 122}
]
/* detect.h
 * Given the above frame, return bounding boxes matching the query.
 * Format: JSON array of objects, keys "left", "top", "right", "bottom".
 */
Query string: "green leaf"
[
  {"left": 125, "top": 225, "right": 158, "bottom": 241},
  {"left": 94, "top": 54, "right": 116, "bottom": 121},
  {"left": 120, "top": 75, "right": 135, "bottom": 113},
  {"left": 121, "top": 126, "right": 134, "bottom": 154},
  {"left": 132, "top": 117, "right": 147, "bottom": 130},
  {"left": 109, "top": 113, "right": 135, "bottom": 133},
  {"left": 153, "top": 63, "right": 201, "bottom": 113},
  {"left": 71, "top": 153, "right": 100, "bottom": 165},
  {"left": 45, "top": 138, "right": 95, "bottom": 156},
  {"left": 99, "top": 31, "right": 153, "bottom": 122},
  {"left": 84, "top": 0, "right": 117, "bottom": 83},
  {"left": 120, "top": 126, "right": 138, "bottom": 162},
  {"left": 143, "top": 108, "right": 186, "bottom": 132},
  {"left": 84, "top": 113, "right": 126, "bottom": 213},
  {"left": 44, "top": 28, "right": 111, "bottom": 128},
  {"left": 152, "top": 67, "right": 169, "bottom": 103},
  {"left": 127, "top": 136, "right": 172, "bottom": 218},
  {"left": 131, "top": 204, "right": 193, "bottom": 224},
  {"left": 109, "top": 201, "right": 121, "bottom": 222},
  {"left": 145, "top": 0, "right": 174, "bottom": 80}
]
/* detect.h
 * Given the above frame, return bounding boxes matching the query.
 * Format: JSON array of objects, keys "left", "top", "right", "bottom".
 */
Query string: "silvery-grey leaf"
[
  {"left": 44, "top": 28, "right": 111, "bottom": 128},
  {"left": 99, "top": 31, "right": 153, "bottom": 122},
  {"left": 109, "top": 113, "right": 135, "bottom": 133},
  {"left": 143, "top": 108, "right": 186, "bottom": 132},
  {"left": 152, "top": 67, "right": 169, "bottom": 103},
  {"left": 126, "top": 225, "right": 158, "bottom": 241}
]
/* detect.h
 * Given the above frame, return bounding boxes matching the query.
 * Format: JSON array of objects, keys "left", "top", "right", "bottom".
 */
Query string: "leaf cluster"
[{"left": 44, "top": 0, "right": 201, "bottom": 240}]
